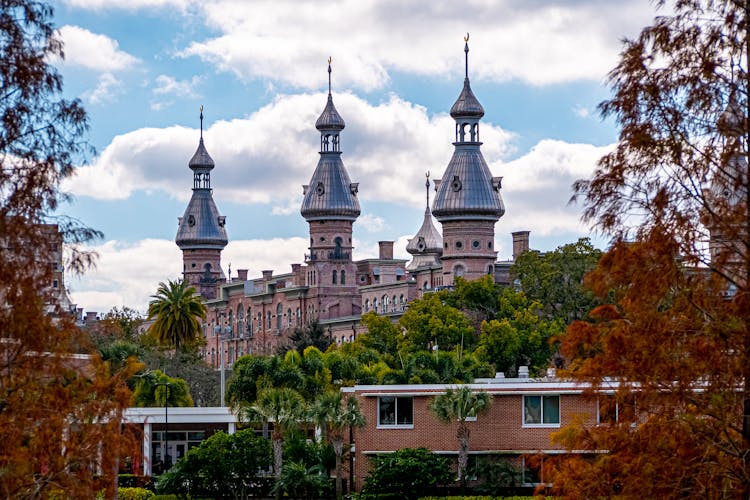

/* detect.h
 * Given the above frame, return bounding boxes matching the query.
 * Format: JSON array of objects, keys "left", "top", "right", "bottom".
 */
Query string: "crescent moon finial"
[
  {"left": 328, "top": 56, "right": 332, "bottom": 65},
  {"left": 464, "top": 32, "right": 469, "bottom": 42}
]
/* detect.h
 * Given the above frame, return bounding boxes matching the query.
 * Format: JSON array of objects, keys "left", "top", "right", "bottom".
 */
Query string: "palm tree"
[
  {"left": 147, "top": 279, "right": 207, "bottom": 350},
  {"left": 429, "top": 386, "right": 492, "bottom": 485},
  {"left": 242, "top": 387, "right": 306, "bottom": 499},
  {"left": 310, "top": 391, "right": 366, "bottom": 499}
]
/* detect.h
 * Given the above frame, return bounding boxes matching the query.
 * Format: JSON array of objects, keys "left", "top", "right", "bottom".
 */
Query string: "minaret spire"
[
  {"left": 464, "top": 32, "right": 469, "bottom": 79},
  {"left": 425, "top": 171, "right": 431, "bottom": 209},
  {"left": 328, "top": 56, "right": 332, "bottom": 95},
  {"left": 200, "top": 105, "right": 204, "bottom": 139}
]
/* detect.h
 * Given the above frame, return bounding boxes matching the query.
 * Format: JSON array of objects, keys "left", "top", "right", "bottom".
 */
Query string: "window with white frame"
[
  {"left": 523, "top": 395, "right": 560, "bottom": 426},
  {"left": 378, "top": 396, "right": 413, "bottom": 427}
]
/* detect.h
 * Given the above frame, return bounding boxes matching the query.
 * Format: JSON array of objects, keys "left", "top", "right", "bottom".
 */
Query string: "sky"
[{"left": 50, "top": 0, "right": 661, "bottom": 314}]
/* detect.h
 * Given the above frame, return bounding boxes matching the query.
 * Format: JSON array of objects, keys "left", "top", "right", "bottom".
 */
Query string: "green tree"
[
  {"left": 281, "top": 319, "right": 333, "bottom": 355},
  {"left": 429, "top": 386, "right": 492, "bottom": 485},
  {"left": 475, "top": 288, "right": 564, "bottom": 376},
  {"left": 274, "top": 461, "right": 331, "bottom": 499},
  {"left": 132, "top": 370, "right": 193, "bottom": 407},
  {"left": 147, "top": 279, "right": 207, "bottom": 350},
  {"left": 398, "top": 292, "right": 474, "bottom": 353},
  {"left": 511, "top": 237, "right": 602, "bottom": 324},
  {"left": 241, "top": 387, "right": 307, "bottom": 498},
  {"left": 359, "top": 311, "right": 402, "bottom": 356},
  {"left": 548, "top": 0, "right": 750, "bottom": 496},
  {"left": 310, "top": 392, "right": 366, "bottom": 499},
  {"left": 361, "top": 448, "right": 453, "bottom": 500},
  {"left": 156, "top": 429, "right": 272, "bottom": 499}
]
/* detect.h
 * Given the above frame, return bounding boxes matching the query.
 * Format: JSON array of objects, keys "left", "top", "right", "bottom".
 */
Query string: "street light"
[
  {"left": 214, "top": 321, "right": 232, "bottom": 406},
  {"left": 154, "top": 382, "right": 171, "bottom": 470}
]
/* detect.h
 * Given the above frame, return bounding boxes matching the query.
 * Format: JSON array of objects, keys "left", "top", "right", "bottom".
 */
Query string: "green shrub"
[{"left": 118, "top": 487, "right": 155, "bottom": 500}]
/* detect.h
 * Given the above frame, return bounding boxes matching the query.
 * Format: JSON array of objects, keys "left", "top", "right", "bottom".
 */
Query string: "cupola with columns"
[
  {"left": 300, "top": 60, "right": 361, "bottom": 318},
  {"left": 176, "top": 107, "right": 228, "bottom": 300},
  {"left": 432, "top": 35, "right": 505, "bottom": 285}
]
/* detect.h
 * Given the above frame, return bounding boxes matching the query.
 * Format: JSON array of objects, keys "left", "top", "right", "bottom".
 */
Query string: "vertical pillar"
[
  {"left": 143, "top": 421, "right": 151, "bottom": 476},
  {"left": 228, "top": 422, "right": 236, "bottom": 434}
]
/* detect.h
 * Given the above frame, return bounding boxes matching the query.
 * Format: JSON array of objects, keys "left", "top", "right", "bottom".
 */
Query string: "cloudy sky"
[{"left": 51, "top": 0, "right": 660, "bottom": 314}]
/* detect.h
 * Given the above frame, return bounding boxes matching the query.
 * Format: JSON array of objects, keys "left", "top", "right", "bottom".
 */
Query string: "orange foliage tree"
[
  {"left": 546, "top": 0, "right": 750, "bottom": 497},
  {"left": 0, "top": 2, "right": 136, "bottom": 497}
]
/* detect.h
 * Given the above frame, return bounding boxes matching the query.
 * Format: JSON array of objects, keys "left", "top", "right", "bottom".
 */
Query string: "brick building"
[
  {"left": 173, "top": 44, "right": 530, "bottom": 368},
  {"left": 344, "top": 372, "right": 604, "bottom": 490}
]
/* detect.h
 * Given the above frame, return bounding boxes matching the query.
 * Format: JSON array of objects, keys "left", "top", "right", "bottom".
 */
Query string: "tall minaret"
[
  {"left": 300, "top": 59, "right": 361, "bottom": 319},
  {"left": 707, "top": 89, "right": 747, "bottom": 278},
  {"left": 432, "top": 34, "right": 505, "bottom": 285},
  {"left": 175, "top": 107, "right": 228, "bottom": 300}
]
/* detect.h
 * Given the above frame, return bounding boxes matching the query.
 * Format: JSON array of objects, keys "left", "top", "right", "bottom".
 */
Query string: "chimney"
[
  {"left": 518, "top": 365, "right": 529, "bottom": 379},
  {"left": 512, "top": 231, "right": 530, "bottom": 260},
  {"left": 262, "top": 270, "right": 273, "bottom": 280},
  {"left": 237, "top": 269, "right": 248, "bottom": 281},
  {"left": 85, "top": 311, "right": 98, "bottom": 324},
  {"left": 378, "top": 241, "right": 394, "bottom": 260}
]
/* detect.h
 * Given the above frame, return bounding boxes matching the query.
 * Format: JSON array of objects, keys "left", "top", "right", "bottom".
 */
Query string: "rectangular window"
[
  {"left": 523, "top": 395, "right": 560, "bottom": 426},
  {"left": 378, "top": 396, "right": 413, "bottom": 427}
]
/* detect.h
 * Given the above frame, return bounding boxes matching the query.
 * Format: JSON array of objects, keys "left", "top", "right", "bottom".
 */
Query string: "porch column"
[{"left": 143, "top": 420, "right": 151, "bottom": 476}]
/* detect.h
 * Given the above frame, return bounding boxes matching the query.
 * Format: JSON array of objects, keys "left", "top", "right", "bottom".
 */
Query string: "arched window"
[
  {"left": 382, "top": 295, "right": 389, "bottom": 312},
  {"left": 227, "top": 311, "right": 233, "bottom": 335},
  {"left": 296, "top": 307, "right": 301, "bottom": 326},
  {"left": 257, "top": 312, "right": 262, "bottom": 331},
  {"left": 340, "top": 269, "right": 346, "bottom": 284},
  {"left": 237, "top": 305, "right": 244, "bottom": 334},
  {"left": 247, "top": 307, "right": 253, "bottom": 335},
  {"left": 334, "top": 237, "right": 343, "bottom": 259},
  {"left": 454, "top": 264, "right": 465, "bottom": 278},
  {"left": 364, "top": 299, "right": 370, "bottom": 312},
  {"left": 287, "top": 308, "right": 292, "bottom": 327},
  {"left": 487, "top": 264, "right": 494, "bottom": 275},
  {"left": 211, "top": 348, "right": 216, "bottom": 366},
  {"left": 400, "top": 295, "right": 406, "bottom": 310},
  {"left": 332, "top": 270, "right": 337, "bottom": 285},
  {"left": 266, "top": 311, "right": 271, "bottom": 329},
  {"left": 373, "top": 298, "right": 379, "bottom": 313},
  {"left": 392, "top": 295, "right": 397, "bottom": 312},
  {"left": 276, "top": 303, "right": 283, "bottom": 330}
]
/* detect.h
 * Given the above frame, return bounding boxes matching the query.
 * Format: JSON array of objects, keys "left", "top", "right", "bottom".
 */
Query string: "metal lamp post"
[
  {"left": 154, "top": 381, "right": 171, "bottom": 469},
  {"left": 215, "top": 321, "right": 232, "bottom": 406}
]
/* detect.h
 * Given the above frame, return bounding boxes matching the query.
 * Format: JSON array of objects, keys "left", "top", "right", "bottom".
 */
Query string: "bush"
[
  {"left": 361, "top": 448, "right": 452, "bottom": 500},
  {"left": 118, "top": 487, "right": 155, "bottom": 500}
]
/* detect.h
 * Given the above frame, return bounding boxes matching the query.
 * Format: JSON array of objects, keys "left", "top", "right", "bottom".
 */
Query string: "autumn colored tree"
[
  {"left": 429, "top": 386, "right": 491, "bottom": 486},
  {"left": 0, "top": 2, "right": 135, "bottom": 497},
  {"left": 548, "top": 0, "right": 750, "bottom": 496},
  {"left": 147, "top": 279, "right": 207, "bottom": 350}
]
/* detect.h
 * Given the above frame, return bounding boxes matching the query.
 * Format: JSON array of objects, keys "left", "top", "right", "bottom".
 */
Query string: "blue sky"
[{"left": 50, "top": 0, "right": 660, "bottom": 313}]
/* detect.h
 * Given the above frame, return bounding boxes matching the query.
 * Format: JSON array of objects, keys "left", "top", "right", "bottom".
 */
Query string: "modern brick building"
[{"left": 344, "top": 371, "right": 603, "bottom": 490}]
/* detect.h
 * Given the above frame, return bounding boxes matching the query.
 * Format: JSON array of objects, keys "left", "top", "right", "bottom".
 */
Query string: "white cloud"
[
  {"left": 68, "top": 237, "right": 308, "bottom": 312},
  {"left": 63, "top": 0, "right": 190, "bottom": 10},
  {"left": 153, "top": 74, "right": 202, "bottom": 97},
  {"left": 64, "top": 92, "right": 515, "bottom": 208},
  {"left": 573, "top": 105, "right": 592, "bottom": 119},
  {"left": 180, "top": 0, "right": 656, "bottom": 89},
  {"left": 495, "top": 139, "right": 614, "bottom": 237},
  {"left": 58, "top": 25, "right": 139, "bottom": 72},
  {"left": 84, "top": 73, "right": 122, "bottom": 104},
  {"left": 67, "top": 239, "right": 181, "bottom": 314},
  {"left": 358, "top": 214, "right": 386, "bottom": 233}
]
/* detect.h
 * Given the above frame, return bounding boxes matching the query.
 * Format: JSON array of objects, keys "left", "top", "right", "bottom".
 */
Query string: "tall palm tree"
[
  {"left": 242, "top": 387, "right": 306, "bottom": 499},
  {"left": 429, "top": 386, "right": 492, "bottom": 485},
  {"left": 147, "top": 279, "right": 207, "bottom": 350},
  {"left": 310, "top": 391, "right": 366, "bottom": 499}
]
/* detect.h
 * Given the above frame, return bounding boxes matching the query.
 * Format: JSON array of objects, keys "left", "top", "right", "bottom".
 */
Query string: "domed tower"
[
  {"left": 432, "top": 35, "right": 505, "bottom": 285},
  {"left": 706, "top": 89, "right": 747, "bottom": 279},
  {"left": 300, "top": 60, "right": 361, "bottom": 319},
  {"left": 176, "top": 108, "right": 228, "bottom": 300},
  {"left": 406, "top": 173, "right": 443, "bottom": 292}
]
